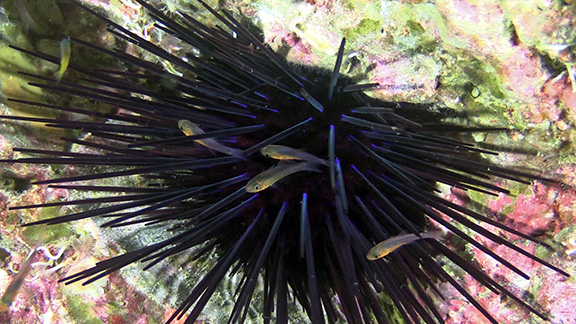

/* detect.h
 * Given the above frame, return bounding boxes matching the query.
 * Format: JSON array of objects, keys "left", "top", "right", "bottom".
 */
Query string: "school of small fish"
[{"left": 178, "top": 120, "right": 327, "bottom": 193}]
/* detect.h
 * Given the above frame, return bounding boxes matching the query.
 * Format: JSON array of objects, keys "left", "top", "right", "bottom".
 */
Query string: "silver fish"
[
  {"left": 246, "top": 162, "right": 321, "bottom": 193},
  {"left": 366, "top": 231, "right": 443, "bottom": 260},
  {"left": 260, "top": 145, "right": 328, "bottom": 166},
  {"left": 178, "top": 119, "right": 244, "bottom": 159}
]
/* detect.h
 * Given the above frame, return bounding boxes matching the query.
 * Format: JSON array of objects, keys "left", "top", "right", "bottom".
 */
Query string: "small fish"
[
  {"left": 14, "top": 0, "right": 37, "bottom": 33},
  {"left": 0, "top": 248, "right": 39, "bottom": 313},
  {"left": 57, "top": 37, "right": 71, "bottom": 82},
  {"left": 0, "top": 7, "right": 9, "bottom": 24},
  {"left": 246, "top": 162, "right": 321, "bottom": 193},
  {"left": 260, "top": 145, "right": 328, "bottom": 166},
  {"left": 366, "top": 231, "right": 443, "bottom": 260},
  {"left": 178, "top": 119, "right": 244, "bottom": 159}
]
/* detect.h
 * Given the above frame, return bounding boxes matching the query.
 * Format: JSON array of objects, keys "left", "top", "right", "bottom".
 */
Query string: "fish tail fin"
[
  {"left": 308, "top": 162, "right": 323, "bottom": 173},
  {"left": 421, "top": 231, "right": 444, "bottom": 241}
]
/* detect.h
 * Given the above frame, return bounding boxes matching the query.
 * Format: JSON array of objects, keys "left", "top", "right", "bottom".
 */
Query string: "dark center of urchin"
[{"left": 230, "top": 64, "right": 433, "bottom": 237}]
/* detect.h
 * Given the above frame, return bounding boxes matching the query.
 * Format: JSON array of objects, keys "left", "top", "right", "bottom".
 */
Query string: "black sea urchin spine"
[{"left": 2, "top": 0, "right": 569, "bottom": 323}]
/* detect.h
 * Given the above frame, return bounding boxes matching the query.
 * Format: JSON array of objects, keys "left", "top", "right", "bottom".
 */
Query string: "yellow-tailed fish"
[
  {"left": 57, "top": 37, "right": 71, "bottom": 82},
  {"left": 0, "top": 248, "right": 39, "bottom": 313},
  {"left": 178, "top": 119, "right": 244, "bottom": 159},
  {"left": 366, "top": 231, "right": 443, "bottom": 260},
  {"left": 260, "top": 144, "right": 328, "bottom": 166},
  {"left": 246, "top": 162, "right": 321, "bottom": 193}
]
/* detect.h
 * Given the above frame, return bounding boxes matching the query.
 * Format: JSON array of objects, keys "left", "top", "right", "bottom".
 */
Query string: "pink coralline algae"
[
  {"left": 500, "top": 49, "right": 558, "bottom": 123},
  {"left": 0, "top": 249, "right": 66, "bottom": 323},
  {"left": 538, "top": 273, "right": 576, "bottom": 324},
  {"left": 439, "top": 234, "right": 570, "bottom": 324},
  {"left": 437, "top": 0, "right": 511, "bottom": 57},
  {"left": 490, "top": 191, "right": 554, "bottom": 237},
  {"left": 542, "top": 75, "right": 576, "bottom": 128},
  {"left": 441, "top": 273, "right": 534, "bottom": 324},
  {"left": 490, "top": 183, "right": 576, "bottom": 235},
  {"left": 438, "top": 178, "right": 576, "bottom": 323}
]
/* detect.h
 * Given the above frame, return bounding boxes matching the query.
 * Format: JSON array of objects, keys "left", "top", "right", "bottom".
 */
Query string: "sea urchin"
[{"left": 2, "top": 0, "right": 570, "bottom": 323}]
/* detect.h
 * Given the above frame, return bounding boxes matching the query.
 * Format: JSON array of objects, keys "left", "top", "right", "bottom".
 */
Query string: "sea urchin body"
[{"left": 1, "top": 0, "right": 569, "bottom": 323}]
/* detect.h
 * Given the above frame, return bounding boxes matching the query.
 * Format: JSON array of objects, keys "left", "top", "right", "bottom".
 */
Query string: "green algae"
[
  {"left": 0, "top": 0, "right": 121, "bottom": 119},
  {"left": 16, "top": 205, "right": 77, "bottom": 248},
  {"left": 20, "top": 222, "right": 72, "bottom": 246},
  {"left": 439, "top": 55, "right": 511, "bottom": 125},
  {"left": 556, "top": 225, "right": 576, "bottom": 250},
  {"left": 344, "top": 18, "right": 381, "bottom": 41},
  {"left": 378, "top": 2, "right": 443, "bottom": 55},
  {"left": 65, "top": 294, "right": 104, "bottom": 324},
  {"left": 534, "top": 241, "right": 556, "bottom": 263},
  {"left": 376, "top": 290, "right": 405, "bottom": 324}
]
